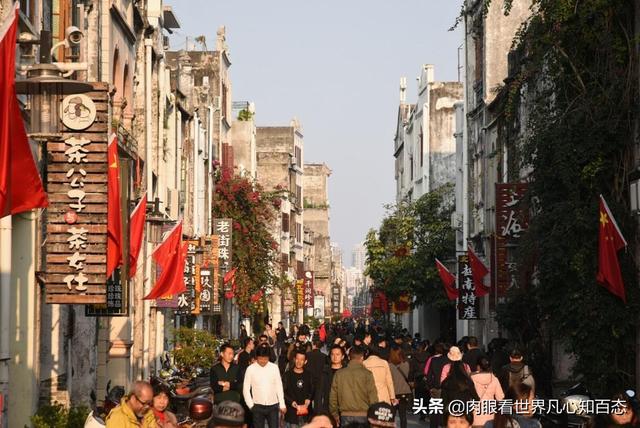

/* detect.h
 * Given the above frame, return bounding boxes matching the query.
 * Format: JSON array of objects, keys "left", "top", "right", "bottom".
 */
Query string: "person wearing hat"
[
  {"left": 208, "top": 400, "right": 245, "bottom": 428},
  {"left": 367, "top": 402, "right": 396, "bottom": 428},
  {"left": 440, "top": 346, "right": 471, "bottom": 384}
]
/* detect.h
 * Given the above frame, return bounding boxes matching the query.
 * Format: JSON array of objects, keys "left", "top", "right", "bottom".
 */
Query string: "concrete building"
[
  {"left": 256, "top": 121, "right": 305, "bottom": 325},
  {"left": 330, "top": 243, "right": 345, "bottom": 317},
  {"left": 393, "top": 65, "right": 463, "bottom": 339},
  {"left": 458, "top": 0, "right": 532, "bottom": 344},
  {"left": 352, "top": 242, "right": 367, "bottom": 273},
  {"left": 302, "top": 163, "right": 332, "bottom": 316},
  {"left": 344, "top": 266, "right": 363, "bottom": 310},
  {"left": 231, "top": 101, "right": 257, "bottom": 179}
]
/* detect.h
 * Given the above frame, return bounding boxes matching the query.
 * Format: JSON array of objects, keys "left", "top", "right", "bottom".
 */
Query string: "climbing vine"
[
  {"left": 490, "top": 0, "right": 639, "bottom": 394},
  {"left": 212, "top": 169, "right": 288, "bottom": 315}
]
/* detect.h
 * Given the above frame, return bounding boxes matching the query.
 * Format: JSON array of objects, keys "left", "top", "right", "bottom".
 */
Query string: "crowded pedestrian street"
[{"left": 1, "top": 0, "right": 640, "bottom": 427}]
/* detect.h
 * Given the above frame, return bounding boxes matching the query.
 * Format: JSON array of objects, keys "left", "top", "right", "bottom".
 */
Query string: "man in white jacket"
[{"left": 243, "top": 343, "right": 286, "bottom": 428}]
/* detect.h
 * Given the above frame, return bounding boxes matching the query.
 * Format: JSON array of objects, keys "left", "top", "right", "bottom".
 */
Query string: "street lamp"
[
  {"left": 15, "top": 22, "right": 92, "bottom": 141},
  {"left": 15, "top": 63, "right": 92, "bottom": 140}
]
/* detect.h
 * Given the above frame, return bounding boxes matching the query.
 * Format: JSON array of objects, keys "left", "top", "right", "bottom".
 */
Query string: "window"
[
  {"left": 296, "top": 223, "right": 302, "bottom": 243},
  {"left": 282, "top": 213, "right": 290, "bottom": 233},
  {"left": 296, "top": 185, "right": 302, "bottom": 208},
  {"left": 410, "top": 156, "right": 414, "bottom": 181},
  {"left": 295, "top": 146, "right": 302, "bottom": 167}
]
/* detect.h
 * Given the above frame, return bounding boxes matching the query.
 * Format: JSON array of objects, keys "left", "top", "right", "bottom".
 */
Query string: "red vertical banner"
[{"left": 495, "top": 183, "right": 529, "bottom": 296}]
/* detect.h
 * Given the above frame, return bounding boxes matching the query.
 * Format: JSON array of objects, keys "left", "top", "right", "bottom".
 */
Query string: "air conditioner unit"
[{"left": 168, "top": 189, "right": 180, "bottom": 219}]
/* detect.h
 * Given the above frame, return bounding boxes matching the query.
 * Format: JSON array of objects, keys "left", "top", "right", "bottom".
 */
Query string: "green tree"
[
  {"left": 172, "top": 327, "right": 220, "bottom": 373},
  {"left": 365, "top": 184, "right": 456, "bottom": 311}
]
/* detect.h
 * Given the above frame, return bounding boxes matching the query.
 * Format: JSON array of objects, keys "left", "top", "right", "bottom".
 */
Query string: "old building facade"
[
  {"left": 256, "top": 122, "right": 305, "bottom": 325},
  {"left": 302, "top": 163, "right": 332, "bottom": 316},
  {"left": 393, "top": 65, "right": 463, "bottom": 339}
]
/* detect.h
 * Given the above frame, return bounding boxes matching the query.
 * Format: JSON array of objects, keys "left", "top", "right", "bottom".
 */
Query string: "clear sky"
[{"left": 166, "top": 1, "right": 463, "bottom": 265}]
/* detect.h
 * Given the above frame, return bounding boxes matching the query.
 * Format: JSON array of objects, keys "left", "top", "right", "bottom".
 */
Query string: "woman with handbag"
[{"left": 389, "top": 345, "right": 412, "bottom": 428}]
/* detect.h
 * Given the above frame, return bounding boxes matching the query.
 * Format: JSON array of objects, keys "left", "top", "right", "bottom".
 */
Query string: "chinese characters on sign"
[
  {"left": 214, "top": 219, "right": 233, "bottom": 301},
  {"left": 495, "top": 183, "right": 529, "bottom": 296},
  {"left": 176, "top": 241, "right": 199, "bottom": 315},
  {"left": 303, "top": 271, "right": 314, "bottom": 309},
  {"left": 331, "top": 285, "right": 341, "bottom": 315},
  {"left": 296, "top": 279, "right": 304, "bottom": 309},
  {"left": 86, "top": 270, "right": 128, "bottom": 316},
  {"left": 44, "top": 85, "right": 107, "bottom": 304},
  {"left": 458, "top": 254, "right": 479, "bottom": 320}
]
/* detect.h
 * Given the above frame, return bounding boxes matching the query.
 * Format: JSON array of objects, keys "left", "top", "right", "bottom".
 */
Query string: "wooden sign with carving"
[{"left": 43, "top": 83, "right": 108, "bottom": 304}]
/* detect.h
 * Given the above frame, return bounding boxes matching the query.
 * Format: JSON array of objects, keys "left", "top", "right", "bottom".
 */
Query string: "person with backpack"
[
  {"left": 498, "top": 348, "right": 535, "bottom": 396},
  {"left": 471, "top": 357, "right": 504, "bottom": 427},
  {"left": 388, "top": 345, "right": 412, "bottom": 428}
]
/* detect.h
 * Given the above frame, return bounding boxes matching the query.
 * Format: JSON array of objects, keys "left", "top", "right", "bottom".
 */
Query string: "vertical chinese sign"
[
  {"left": 209, "top": 235, "right": 221, "bottom": 314},
  {"left": 86, "top": 273, "right": 128, "bottom": 316},
  {"left": 176, "top": 240, "right": 199, "bottom": 315},
  {"left": 44, "top": 85, "right": 107, "bottom": 304},
  {"left": 214, "top": 218, "right": 233, "bottom": 302},
  {"left": 331, "top": 285, "right": 341, "bottom": 315},
  {"left": 457, "top": 254, "right": 479, "bottom": 319},
  {"left": 303, "top": 271, "right": 314, "bottom": 309},
  {"left": 495, "top": 183, "right": 529, "bottom": 296},
  {"left": 296, "top": 279, "right": 304, "bottom": 310}
]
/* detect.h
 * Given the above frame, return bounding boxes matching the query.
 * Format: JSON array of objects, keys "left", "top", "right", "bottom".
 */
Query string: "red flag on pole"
[
  {"left": 436, "top": 258, "right": 459, "bottom": 301},
  {"left": 467, "top": 246, "right": 490, "bottom": 297},
  {"left": 597, "top": 195, "right": 627, "bottom": 302},
  {"left": 144, "top": 222, "right": 186, "bottom": 300},
  {"left": 0, "top": 3, "right": 48, "bottom": 218},
  {"left": 128, "top": 193, "right": 146, "bottom": 278},
  {"left": 106, "top": 134, "right": 122, "bottom": 278}
]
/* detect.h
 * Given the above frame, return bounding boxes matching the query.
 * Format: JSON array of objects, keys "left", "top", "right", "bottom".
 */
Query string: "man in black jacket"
[
  {"left": 283, "top": 350, "right": 314, "bottom": 427},
  {"left": 462, "top": 336, "right": 486, "bottom": 371},
  {"left": 306, "top": 339, "right": 327, "bottom": 385},
  {"left": 210, "top": 343, "right": 242, "bottom": 404},
  {"left": 315, "top": 344, "right": 346, "bottom": 412}
]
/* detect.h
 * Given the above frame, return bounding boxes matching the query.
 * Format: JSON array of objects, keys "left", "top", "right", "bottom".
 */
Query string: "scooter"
[
  {"left": 536, "top": 383, "right": 595, "bottom": 428},
  {"left": 84, "top": 381, "right": 125, "bottom": 427}
]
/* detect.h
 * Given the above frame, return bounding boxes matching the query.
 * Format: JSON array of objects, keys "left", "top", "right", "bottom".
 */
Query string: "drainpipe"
[
  {"left": 138, "top": 36, "right": 153, "bottom": 381},
  {"left": 207, "top": 106, "right": 214, "bottom": 235},
  {"left": 0, "top": 216, "right": 11, "bottom": 425},
  {"left": 193, "top": 114, "right": 200, "bottom": 237}
]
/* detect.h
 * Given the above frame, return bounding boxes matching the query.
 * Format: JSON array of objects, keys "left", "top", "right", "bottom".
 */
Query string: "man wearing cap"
[
  {"left": 208, "top": 400, "right": 245, "bottom": 428},
  {"left": 330, "top": 346, "right": 379, "bottom": 426},
  {"left": 367, "top": 402, "right": 396, "bottom": 428}
]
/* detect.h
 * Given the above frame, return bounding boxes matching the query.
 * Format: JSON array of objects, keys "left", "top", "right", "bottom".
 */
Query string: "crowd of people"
[{"left": 102, "top": 319, "right": 640, "bottom": 428}]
